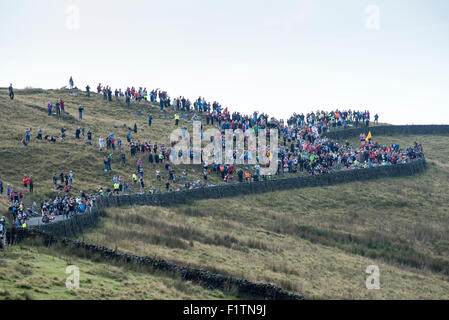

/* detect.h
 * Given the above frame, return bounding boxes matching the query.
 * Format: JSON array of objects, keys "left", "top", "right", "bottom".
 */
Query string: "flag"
[{"left": 365, "top": 131, "right": 372, "bottom": 142}]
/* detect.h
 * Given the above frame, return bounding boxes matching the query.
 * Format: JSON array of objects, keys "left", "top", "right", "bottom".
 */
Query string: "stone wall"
[
  {"left": 8, "top": 157, "right": 426, "bottom": 239},
  {"left": 8, "top": 227, "right": 303, "bottom": 300},
  {"left": 6, "top": 150, "right": 428, "bottom": 300},
  {"left": 95, "top": 158, "right": 427, "bottom": 210},
  {"left": 28, "top": 206, "right": 100, "bottom": 238},
  {"left": 18, "top": 124, "right": 437, "bottom": 237},
  {"left": 4, "top": 125, "right": 437, "bottom": 299}
]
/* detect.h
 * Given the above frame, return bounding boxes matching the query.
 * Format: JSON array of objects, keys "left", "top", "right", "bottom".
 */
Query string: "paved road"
[{"left": 27, "top": 214, "right": 75, "bottom": 227}]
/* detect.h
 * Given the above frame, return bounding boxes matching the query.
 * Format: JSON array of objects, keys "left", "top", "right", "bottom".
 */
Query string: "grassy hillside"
[
  {"left": 2, "top": 88, "right": 446, "bottom": 300},
  {"left": 0, "top": 87, "right": 385, "bottom": 212},
  {"left": 0, "top": 87, "right": 226, "bottom": 211},
  {"left": 0, "top": 243, "right": 238, "bottom": 300},
  {"left": 81, "top": 134, "right": 449, "bottom": 299}
]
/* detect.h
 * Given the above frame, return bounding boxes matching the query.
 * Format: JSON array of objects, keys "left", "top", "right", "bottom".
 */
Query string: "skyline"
[{"left": 1, "top": 0, "right": 448, "bottom": 124}]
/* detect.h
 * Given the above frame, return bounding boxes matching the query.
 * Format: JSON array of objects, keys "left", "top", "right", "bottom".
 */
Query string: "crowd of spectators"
[
  {"left": 39, "top": 191, "right": 96, "bottom": 223},
  {"left": 2, "top": 80, "right": 424, "bottom": 228}
]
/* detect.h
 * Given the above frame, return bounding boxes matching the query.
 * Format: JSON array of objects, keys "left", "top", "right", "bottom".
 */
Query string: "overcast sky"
[{"left": 1, "top": 0, "right": 448, "bottom": 124}]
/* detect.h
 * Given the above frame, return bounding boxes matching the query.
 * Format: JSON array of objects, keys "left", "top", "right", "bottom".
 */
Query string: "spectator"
[
  {"left": 99, "top": 136, "right": 104, "bottom": 151},
  {"left": 36, "top": 127, "right": 42, "bottom": 140},
  {"left": 9, "top": 83, "right": 14, "bottom": 100},
  {"left": 60, "top": 99, "right": 65, "bottom": 112},
  {"left": 22, "top": 175, "right": 27, "bottom": 190},
  {"left": 55, "top": 100, "right": 61, "bottom": 117},
  {"left": 28, "top": 175, "right": 34, "bottom": 193},
  {"left": 78, "top": 105, "right": 84, "bottom": 120},
  {"left": 25, "top": 128, "right": 31, "bottom": 143}
]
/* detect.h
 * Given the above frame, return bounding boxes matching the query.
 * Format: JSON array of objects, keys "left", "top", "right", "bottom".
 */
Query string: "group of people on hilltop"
[
  {"left": 85, "top": 82, "right": 188, "bottom": 112},
  {"left": 172, "top": 96, "right": 192, "bottom": 112},
  {"left": 73, "top": 80, "right": 382, "bottom": 137},
  {"left": 94, "top": 83, "right": 164, "bottom": 106},
  {"left": 114, "top": 102, "right": 412, "bottom": 185},
  {"left": 6, "top": 78, "right": 425, "bottom": 229},
  {"left": 173, "top": 97, "right": 224, "bottom": 114},
  {"left": 286, "top": 110, "right": 375, "bottom": 131},
  {"left": 83, "top": 84, "right": 399, "bottom": 192}
]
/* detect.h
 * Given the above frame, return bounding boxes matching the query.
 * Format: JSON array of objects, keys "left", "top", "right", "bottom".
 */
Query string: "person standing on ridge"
[
  {"left": 126, "top": 93, "right": 130, "bottom": 108},
  {"left": 69, "top": 76, "right": 74, "bottom": 89},
  {"left": 9, "top": 83, "right": 14, "bottom": 100},
  {"left": 55, "top": 100, "right": 61, "bottom": 117},
  {"left": 86, "top": 85, "right": 90, "bottom": 97},
  {"left": 60, "top": 98, "right": 65, "bottom": 112}
]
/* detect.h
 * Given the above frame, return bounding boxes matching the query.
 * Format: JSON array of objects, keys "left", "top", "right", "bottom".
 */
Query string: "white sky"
[{"left": 1, "top": 0, "right": 448, "bottom": 124}]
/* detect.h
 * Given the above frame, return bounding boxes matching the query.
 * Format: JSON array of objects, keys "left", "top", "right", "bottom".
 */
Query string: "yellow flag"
[{"left": 365, "top": 131, "right": 372, "bottom": 142}]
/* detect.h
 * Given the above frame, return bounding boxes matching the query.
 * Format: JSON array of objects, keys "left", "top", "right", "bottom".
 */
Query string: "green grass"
[
  {"left": 0, "top": 243, "right": 238, "bottom": 300},
  {"left": 81, "top": 134, "right": 449, "bottom": 299}
]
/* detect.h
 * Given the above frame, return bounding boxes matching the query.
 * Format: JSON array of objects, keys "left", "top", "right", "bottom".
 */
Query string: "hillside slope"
[
  {"left": 0, "top": 88, "right": 228, "bottom": 211},
  {"left": 0, "top": 243, "right": 238, "bottom": 300},
  {"left": 82, "top": 134, "right": 449, "bottom": 299},
  {"left": 2, "top": 88, "right": 445, "bottom": 300},
  {"left": 0, "top": 88, "right": 386, "bottom": 212}
]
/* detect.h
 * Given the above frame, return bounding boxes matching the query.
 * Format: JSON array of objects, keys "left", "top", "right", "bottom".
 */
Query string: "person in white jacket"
[{"left": 99, "top": 136, "right": 104, "bottom": 151}]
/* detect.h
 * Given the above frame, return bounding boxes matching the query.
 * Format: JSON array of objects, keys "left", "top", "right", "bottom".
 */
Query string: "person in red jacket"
[
  {"left": 60, "top": 99, "right": 65, "bottom": 112},
  {"left": 23, "top": 175, "right": 28, "bottom": 190},
  {"left": 28, "top": 176, "right": 34, "bottom": 193}
]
